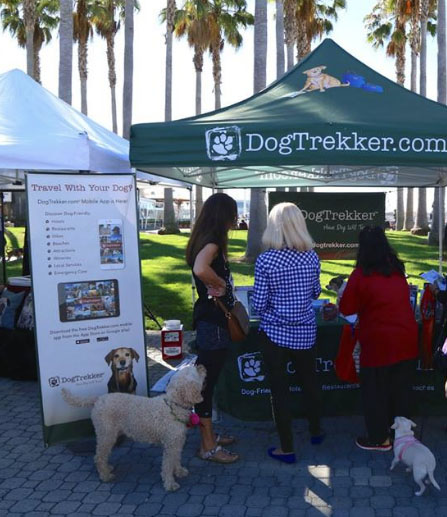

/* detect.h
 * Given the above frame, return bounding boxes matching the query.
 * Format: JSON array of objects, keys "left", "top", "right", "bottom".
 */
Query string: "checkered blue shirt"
[{"left": 253, "top": 248, "right": 321, "bottom": 349}]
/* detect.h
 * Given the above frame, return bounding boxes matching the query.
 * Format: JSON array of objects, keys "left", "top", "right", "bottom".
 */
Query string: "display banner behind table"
[
  {"left": 269, "top": 192, "right": 385, "bottom": 260},
  {"left": 215, "top": 321, "right": 446, "bottom": 420},
  {"left": 26, "top": 173, "right": 148, "bottom": 446}
]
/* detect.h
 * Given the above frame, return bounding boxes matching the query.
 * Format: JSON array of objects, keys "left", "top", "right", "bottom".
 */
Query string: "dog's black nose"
[{"left": 120, "top": 360, "right": 126, "bottom": 366}]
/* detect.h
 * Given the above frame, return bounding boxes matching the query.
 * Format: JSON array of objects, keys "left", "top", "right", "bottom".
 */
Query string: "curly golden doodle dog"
[
  {"left": 105, "top": 347, "right": 139, "bottom": 394},
  {"left": 62, "top": 364, "right": 207, "bottom": 491},
  {"left": 300, "top": 66, "right": 350, "bottom": 93},
  {"left": 390, "top": 416, "right": 440, "bottom": 496}
]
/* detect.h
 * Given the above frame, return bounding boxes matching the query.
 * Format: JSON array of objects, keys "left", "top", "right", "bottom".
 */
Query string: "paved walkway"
[{"left": 1, "top": 332, "right": 447, "bottom": 516}]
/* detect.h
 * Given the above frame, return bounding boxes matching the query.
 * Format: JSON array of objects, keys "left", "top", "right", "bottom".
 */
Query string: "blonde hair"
[{"left": 262, "top": 202, "right": 314, "bottom": 251}]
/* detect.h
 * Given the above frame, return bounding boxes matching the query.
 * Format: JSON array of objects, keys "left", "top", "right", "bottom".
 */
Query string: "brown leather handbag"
[{"left": 214, "top": 297, "right": 250, "bottom": 342}]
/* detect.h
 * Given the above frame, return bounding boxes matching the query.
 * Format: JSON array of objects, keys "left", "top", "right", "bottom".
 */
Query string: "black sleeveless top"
[{"left": 192, "top": 245, "right": 235, "bottom": 329}]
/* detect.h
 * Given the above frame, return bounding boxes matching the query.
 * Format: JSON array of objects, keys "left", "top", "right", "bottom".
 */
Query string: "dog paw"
[
  {"left": 175, "top": 467, "right": 189, "bottom": 478},
  {"left": 164, "top": 480, "right": 180, "bottom": 491},
  {"left": 99, "top": 472, "right": 115, "bottom": 483},
  {"left": 212, "top": 134, "right": 234, "bottom": 156}
]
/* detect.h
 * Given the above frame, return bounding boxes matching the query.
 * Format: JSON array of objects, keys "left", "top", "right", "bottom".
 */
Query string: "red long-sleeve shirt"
[{"left": 339, "top": 267, "right": 418, "bottom": 368}]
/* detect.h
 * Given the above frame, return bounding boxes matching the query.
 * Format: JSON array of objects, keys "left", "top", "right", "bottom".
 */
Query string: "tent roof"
[
  {"left": 0, "top": 69, "right": 131, "bottom": 177},
  {"left": 130, "top": 39, "right": 447, "bottom": 188}
]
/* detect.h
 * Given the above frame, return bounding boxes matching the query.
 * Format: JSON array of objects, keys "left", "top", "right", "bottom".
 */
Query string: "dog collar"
[
  {"left": 394, "top": 435, "right": 418, "bottom": 461},
  {"left": 164, "top": 399, "right": 196, "bottom": 426}
]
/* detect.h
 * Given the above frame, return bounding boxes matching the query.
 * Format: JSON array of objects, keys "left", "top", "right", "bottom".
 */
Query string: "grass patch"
[{"left": 4, "top": 228, "right": 442, "bottom": 330}]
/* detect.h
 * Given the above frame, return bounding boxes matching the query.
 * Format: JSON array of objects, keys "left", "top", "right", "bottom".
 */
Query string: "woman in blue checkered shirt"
[{"left": 253, "top": 202, "right": 324, "bottom": 464}]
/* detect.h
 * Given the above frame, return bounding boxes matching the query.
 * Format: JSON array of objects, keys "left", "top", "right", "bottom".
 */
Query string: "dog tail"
[
  {"left": 428, "top": 471, "right": 441, "bottom": 491},
  {"left": 61, "top": 387, "right": 98, "bottom": 408},
  {"left": 342, "top": 82, "right": 350, "bottom": 87}
]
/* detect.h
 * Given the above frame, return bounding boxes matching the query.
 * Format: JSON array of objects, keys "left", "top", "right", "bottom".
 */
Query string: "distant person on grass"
[
  {"left": 186, "top": 193, "right": 239, "bottom": 464},
  {"left": 340, "top": 226, "right": 418, "bottom": 451},
  {"left": 253, "top": 202, "right": 324, "bottom": 464}
]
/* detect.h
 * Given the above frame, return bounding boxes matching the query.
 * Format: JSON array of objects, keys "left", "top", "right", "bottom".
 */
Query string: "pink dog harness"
[{"left": 394, "top": 435, "right": 419, "bottom": 461}]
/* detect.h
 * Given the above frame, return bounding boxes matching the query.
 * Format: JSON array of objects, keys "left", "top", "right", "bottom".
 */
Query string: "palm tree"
[
  {"left": 161, "top": 0, "right": 180, "bottom": 232},
  {"left": 0, "top": 0, "right": 59, "bottom": 83},
  {"left": 73, "top": 0, "right": 95, "bottom": 115},
  {"left": 207, "top": 0, "right": 254, "bottom": 110},
  {"left": 92, "top": 0, "right": 126, "bottom": 134},
  {"left": 295, "top": 0, "right": 346, "bottom": 61},
  {"left": 414, "top": 0, "right": 436, "bottom": 234},
  {"left": 365, "top": 0, "right": 410, "bottom": 231},
  {"left": 283, "top": 0, "right": 296, "bottom": 69},
  {"left": 429, "top": 0, "right": 446, "bottom": 246},
  {"left": 275, "top": 0, "right": 285, "bottom": 77},
  {"left": 23, "top": 0, "right": 35, "bottom": 77},
  {"left": 169, "top": 0, "right": 210, "bottom": 218},
  {"left": 245, "top": 0, "right": 267, "bottom": 262},
  {"left": 122, "top": 0, "right": 134, "bottom": 139},
  {"left": 59, "top": 0, "right": 73, "bottom": 103}
]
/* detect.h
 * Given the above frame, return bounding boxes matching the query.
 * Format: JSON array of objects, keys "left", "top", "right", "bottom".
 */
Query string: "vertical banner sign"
[
  {"left": 269, "top": 192, "right": 385, "bottom": 259},
  {"left": 26, "top": 173, "right": 148, "bottom": 446}
]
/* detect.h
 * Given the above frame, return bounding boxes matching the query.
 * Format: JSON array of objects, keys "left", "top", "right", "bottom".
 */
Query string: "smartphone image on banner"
[
  {"left": 58, "top": 279, "right": 120, "bottom": 322},
  {"left": 99, "top": 219, "right": 124, "bottom": 269}
]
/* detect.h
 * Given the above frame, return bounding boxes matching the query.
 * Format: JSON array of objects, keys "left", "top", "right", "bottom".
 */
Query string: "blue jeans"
[{"left": 196, "top": 320, "right": 231, "bottom": 351}]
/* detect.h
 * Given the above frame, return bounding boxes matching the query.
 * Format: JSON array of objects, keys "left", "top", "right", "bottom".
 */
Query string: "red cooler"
[{"left": 161, "top": 320, "right": 183, "bottom": 361}]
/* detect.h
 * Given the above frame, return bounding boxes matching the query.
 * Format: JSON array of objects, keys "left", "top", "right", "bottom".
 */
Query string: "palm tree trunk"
[
  {"left": 414, "top": 0, "right": 429, "bottom": 233},
  {"left": 193, "top": 46, "right": 203, "bottom": 220},
  {"left": 296, "top": 18, "right": 308, "bottom": 61},
  {"left": 122, "top": 0, "right": 134, "bottom": 139},
  {"left": 23, "top": 0, "right": 35, "bottom": 78},
  {"left": 283, "top": 0, "right": 296, "bottom": 71},
  {"left": 33, "top": 42, "right": 41, "bottom": 84},
  {"left": 163, "top": 187, "right": 179, "bottom": 233},
  {"left": 59, "top": 0, "right": 73, "bottom": 104},
  {"left": 403, "top": 188, "right": 414, "bottom": 230},
  {"left": 106, "top": 33, "right": 118, "bottom": 134},
  {"left": 246, "top": 0, "right": 268, "bottom": 262},
  {"left": 430, "top": 0, "right": 446, "bottom": 245},
  {"left": 79, "top": 39, "right": 88, "bottom": 115},
  {"left": 275, "top": 0, "right": 285, "bottom": 78},
  {"left": 396, "top": 189, "right": 404, "bottom": 230},
  {"left": 212, "top": 41, "right": 222, "bottom": 110},
  {"left": 165, "top": 0, "right": 175, "bottom": 122}
]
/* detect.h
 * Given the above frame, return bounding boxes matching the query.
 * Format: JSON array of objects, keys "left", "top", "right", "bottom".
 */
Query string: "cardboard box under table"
[{"left": 214, "top": 316, "right": 446, "bottom": 421}]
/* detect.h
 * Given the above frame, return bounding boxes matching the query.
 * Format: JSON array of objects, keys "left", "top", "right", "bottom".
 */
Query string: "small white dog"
[
  {"left": 390, "top": 416, "right": 440, "bottom": 496},
  {"left": 62, "top": 364, "right": 206, "bottom": 491}
]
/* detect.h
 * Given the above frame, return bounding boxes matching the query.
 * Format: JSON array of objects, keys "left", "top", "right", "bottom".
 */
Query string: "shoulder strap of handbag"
[{"left": 214, "top": 297, "right": 231, "bottom": 319}]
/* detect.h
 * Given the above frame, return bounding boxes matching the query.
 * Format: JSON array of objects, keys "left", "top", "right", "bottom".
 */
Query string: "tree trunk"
[
  {"left": 79, "top": 39, "right": 88, "bottom": 115},
  {"left": 296, "top": 18, "right": 309, "bottom": 61},
  {"left": 411, "top": 50, "right": 417, "bottom": 92},
  {"left": 211, "top": 41, "right": 222, "bottom": 110},
  {"left": 403, "top": 188, "right": 414, "bottom": 230},
  {"left": 165, "top": 0, "right": 175, "bottom": 122},
  {"left": 106, "top": 33, "right": 118, "bottom": 134},
  {"left": 396, "top": 188, "right": 404, "bottom": 230},
  {"left": 23, "top": 0, "right": 35, "bottom": 78},
  {"left": 275, "top": 0, "right": 285, "bottom": 78},
  {"left": 246, "top": 0, "right": 268, "bottom": 262},
  {"left": 429, "top": 0, "right": 446, "bottom": 245},
  {"left": 414, "top": 0, "right": 429, "bottom": 232},
  {"left": 122, "top": 0, "right": 134, "bottom": 139},
  {"left": 193, "top": 46, "right": 203, "bottom": 220},
  {"left": 59, "top": 0, "right": 73, "bottom": 104},
  {"left": 163, "top": 188, "right": 179, "bottom": 233},
  {"left": 33, "top": 42, "right": 41, "bottom": 84},
  {"left": 283, "top": 0, "right": 296, "bottom": 71}
]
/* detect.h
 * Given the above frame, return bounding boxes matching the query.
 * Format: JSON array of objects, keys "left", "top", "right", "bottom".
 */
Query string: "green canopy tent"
[{"left": 130, "top": 39, "right": 447, "bottom": 189}]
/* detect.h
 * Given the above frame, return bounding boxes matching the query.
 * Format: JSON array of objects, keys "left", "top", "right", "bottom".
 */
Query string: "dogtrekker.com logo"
[
  {"left": 48, "top": 372, "right": 105, "bottom": 387},
  {"left": 205, "top": 127, "right": 447, "bottom": 161}
]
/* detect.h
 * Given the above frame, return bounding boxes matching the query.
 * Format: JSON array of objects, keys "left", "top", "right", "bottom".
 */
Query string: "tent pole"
[{"left": 439, "top": 186, "right": 443, "bottom": 274}]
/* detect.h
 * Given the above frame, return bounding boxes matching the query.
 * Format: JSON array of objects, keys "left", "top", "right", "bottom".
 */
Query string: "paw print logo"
[
  {"left": 205, "top": 126, "right": 242, "bottom": 161},
  {"left": 237, "top": 352, "right": 265, "bottom": 382}
]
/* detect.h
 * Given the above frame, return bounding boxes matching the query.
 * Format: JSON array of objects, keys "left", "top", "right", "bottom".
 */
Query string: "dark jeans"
[
  {"left": 360, "top": 358, "right": 416, "bottom": 443},
  {"left": 194, "top": 320, "right": 230, "bottom": 418},
  {"left": 260, "top": 331, "right": 322, "bottom": 453}
]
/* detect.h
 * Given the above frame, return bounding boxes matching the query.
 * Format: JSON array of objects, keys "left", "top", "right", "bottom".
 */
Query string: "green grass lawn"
[{"left": 4, "top": 228, "right": 442, "bottom": 330}]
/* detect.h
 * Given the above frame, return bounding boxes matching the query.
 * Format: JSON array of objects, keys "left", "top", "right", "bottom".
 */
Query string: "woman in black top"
[{"left": 186, "top": 193, "right": 239, "bottom": 463}]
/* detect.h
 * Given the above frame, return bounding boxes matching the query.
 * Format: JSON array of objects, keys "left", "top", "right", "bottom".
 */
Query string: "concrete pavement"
[{"left": 1, "top": 331, "right": 447, "bottom": 516}]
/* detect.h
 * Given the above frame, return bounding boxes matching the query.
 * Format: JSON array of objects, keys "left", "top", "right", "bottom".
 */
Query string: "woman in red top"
[{"left": 339, "top": 226, "right": 418, "bottom": 451}]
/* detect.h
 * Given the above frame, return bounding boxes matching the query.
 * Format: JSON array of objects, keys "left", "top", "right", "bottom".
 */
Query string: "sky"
[{"left": 0, "top": 0, "right": 440, "bottom": 209}]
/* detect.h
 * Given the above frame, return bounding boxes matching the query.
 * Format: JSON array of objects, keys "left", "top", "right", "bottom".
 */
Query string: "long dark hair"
[
  {"left": 356, "top": 226, "right": 405, "bottom": 276},
  {"left": 186, "top": 193, "right": 238, "bottom": 266}
]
